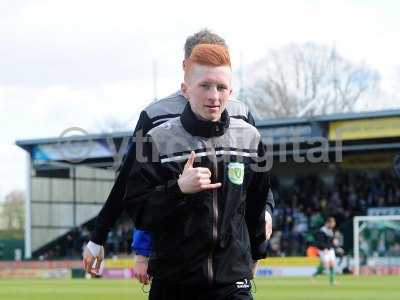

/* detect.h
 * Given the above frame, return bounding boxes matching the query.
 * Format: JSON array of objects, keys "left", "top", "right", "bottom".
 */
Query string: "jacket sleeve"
[
  {"left": 89, "top": 111, "right": 153, "bottom": 245},
  {"left": 245, "top": 141, "right": 271, "bottom": 261},
  {"left": 243, "top": 109, "right": 275, "bottom": 216},
  {"left": 132, "top": 230, "right": 152, "bottom": 257},
  {"left": 247, "top": 110, "right": 256, "bottom": 127},
  {"left": 124, "top": 136, "right": 186, "bottom": 231}
]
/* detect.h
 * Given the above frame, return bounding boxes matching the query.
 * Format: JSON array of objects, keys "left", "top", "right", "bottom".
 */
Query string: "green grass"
[{"left": 0, "top": 276, "right": 399, "bottom": 300}]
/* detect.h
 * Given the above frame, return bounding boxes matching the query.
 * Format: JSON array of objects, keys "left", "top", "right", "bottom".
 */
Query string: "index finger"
[
  {"left": 195, "top": 167, "right": 212, "bottom": 176},
  {"left": 200, "top": 182, "right": 222, "bottom": 190}
]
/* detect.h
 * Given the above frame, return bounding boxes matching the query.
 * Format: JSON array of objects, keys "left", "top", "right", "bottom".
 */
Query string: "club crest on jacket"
[{"left": 228, "top": 162, "right": 244, "bottom": 185}]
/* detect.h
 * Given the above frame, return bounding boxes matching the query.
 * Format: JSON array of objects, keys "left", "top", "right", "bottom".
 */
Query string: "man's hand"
[
  {"left": 251, "top": 260, "right": 259, "bottom": 277},
  {"left": 178, "top": 151, "right": 221, "bottom": 193},
  {"left": 265, "top": 211, "right": 273, "bottom": 240},
  {"left": 82, "top": 241, "right": 104, "bottom": 276},
  {"left": 134, "top": 255, "right": 150, "bottom": 285}
]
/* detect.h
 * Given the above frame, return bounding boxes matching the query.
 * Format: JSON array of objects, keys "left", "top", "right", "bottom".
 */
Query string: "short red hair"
[{"left": 185, "top": 44, "right": 231, "bottom": 75}]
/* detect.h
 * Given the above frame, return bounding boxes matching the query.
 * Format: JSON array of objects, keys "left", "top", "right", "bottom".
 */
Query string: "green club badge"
[{"left": 228, "top": 162, "right": 244, "bottom": 185}]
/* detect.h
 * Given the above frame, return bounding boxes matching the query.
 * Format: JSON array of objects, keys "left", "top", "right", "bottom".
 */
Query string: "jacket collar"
[{"left": 180, "top": 102, "right": 230, "bottom": 138}]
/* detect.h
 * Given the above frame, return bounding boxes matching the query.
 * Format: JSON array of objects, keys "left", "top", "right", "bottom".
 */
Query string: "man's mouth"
[{"left": 205, "top": 105, "right": 220, "bottom": 111}]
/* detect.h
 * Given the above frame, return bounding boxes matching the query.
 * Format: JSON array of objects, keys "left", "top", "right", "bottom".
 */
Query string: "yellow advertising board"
[
  {"left": 258, "top": 256, "right": 319, "bottom": 267},
  {"left": 104, "top": 257, "right": 319, "bottom": 269},
  {"left": 340, "top": 152, "right": 397, "bottom": 170},
  {"left": 329, "top": 117, "right": 400, "bottom": 141},
  {"left": 104, "top": 258, "right": 135, "bottom": 269}
]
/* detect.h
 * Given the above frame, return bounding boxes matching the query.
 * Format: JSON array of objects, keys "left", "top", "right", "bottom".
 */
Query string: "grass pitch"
[{"left": 0, "top": 276, "right": 399, "bottom": 300}]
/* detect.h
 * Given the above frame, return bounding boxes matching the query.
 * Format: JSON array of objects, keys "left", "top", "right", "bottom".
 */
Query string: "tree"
[
  {"left": 1, "top": 190, "right": 25, "bottom": 231},
  {"left": 96, "top": 116, "right": 132, "bottom": 133},
  {"left": 241, "top": 43, "right": 380, "bottom": 118}
]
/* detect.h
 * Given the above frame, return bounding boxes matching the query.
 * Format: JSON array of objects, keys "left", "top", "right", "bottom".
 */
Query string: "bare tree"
[
  {"left": 1, "top": 190, "right": 25, "bottom": 230},
  {"left": 96, "top": 116, "right": 132, "bottom": 133},
  {"left": 241, "top": 43, "right": 380, "bottom": 118}
]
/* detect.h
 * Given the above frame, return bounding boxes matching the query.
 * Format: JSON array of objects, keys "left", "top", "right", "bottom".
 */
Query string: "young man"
[
  {"left": 312, "top": 217, "right": 337, "bottom": 285},
  {"left": 125, "top": 44, "right": 270, "bottom": 299},
  {"left": 82, "top": 30, "right": 275, "bottom": 279}
]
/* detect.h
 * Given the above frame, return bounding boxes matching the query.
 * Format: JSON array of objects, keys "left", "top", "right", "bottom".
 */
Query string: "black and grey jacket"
[
  {"left": 125, "top": 103, "right": 271, "bottom": 286},
  {"left": 90, "top": 91, "right": 261, "bottom": 244}
]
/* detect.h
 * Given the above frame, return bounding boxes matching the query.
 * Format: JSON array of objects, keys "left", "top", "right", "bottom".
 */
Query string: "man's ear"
[
  {"left": 229, "top": 88, "right": 233, "bottom": 97},
  {"left": 181, "top": 82, "right": 189, "bottom": 100},
  {"left": 182, "top": 60, "right": 186, "bottom": 70}
]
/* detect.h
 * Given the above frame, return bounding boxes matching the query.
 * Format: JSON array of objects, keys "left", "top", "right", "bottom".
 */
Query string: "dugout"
[{"left": 16, "top": 109, "right": 400, "bottom": 259}]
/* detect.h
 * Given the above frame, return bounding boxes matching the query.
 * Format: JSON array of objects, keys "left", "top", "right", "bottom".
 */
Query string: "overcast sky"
[{"left": 1, "top": 0, "right": 400, "bottom": 201}]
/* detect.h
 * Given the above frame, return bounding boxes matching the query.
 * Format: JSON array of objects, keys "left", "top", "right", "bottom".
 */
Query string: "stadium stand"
[{"left": 15, "top": 109, "right": 400, "bottom": 260}]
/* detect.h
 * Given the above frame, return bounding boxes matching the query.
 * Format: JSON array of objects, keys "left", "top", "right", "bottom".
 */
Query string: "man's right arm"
[
  {"left": 83, "top": 111, "right": 153, "bottom": 274},
  {"left": 89, "top": 111, "right": 154, "bottom": 245}
]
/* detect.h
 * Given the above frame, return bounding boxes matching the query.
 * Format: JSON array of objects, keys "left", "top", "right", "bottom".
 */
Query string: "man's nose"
[{"left": 207, "top": 86, "right": 218, "bottom": 100}]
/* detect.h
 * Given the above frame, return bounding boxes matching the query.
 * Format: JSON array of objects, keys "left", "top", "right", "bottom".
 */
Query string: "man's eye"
[
  {"left": 201, "top": 84, "right": 209, "bottom": 89},
  {"left": 217, "top": 86, "right": 227, "bottom": 91}
]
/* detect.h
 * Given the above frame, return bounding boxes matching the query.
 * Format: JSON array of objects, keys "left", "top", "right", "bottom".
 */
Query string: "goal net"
[{"left": 353, "top": 215, "right": 400, "bottom": 275}]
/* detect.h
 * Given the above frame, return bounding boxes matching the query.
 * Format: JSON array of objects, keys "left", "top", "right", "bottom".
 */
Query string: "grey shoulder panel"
[
  {"left": 226, "top": 98, "right": 250, "bottom": 118},
  {"left": 144, "top": 92, "right": 187, "bottom": 120},
  {"left": 148, "top": 117, "right": 205, "bottom": 158},
  {"left": 218, "top": 118, "right": 261, "bottom": 152},
  {"left": 147, "top": 117, "right": 182, "bottom": 138},
  {"left": 148, "top": 117, "right": 260, "bottom": 162}
]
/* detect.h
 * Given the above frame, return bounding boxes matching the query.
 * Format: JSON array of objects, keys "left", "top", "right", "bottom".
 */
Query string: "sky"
[{"left": 1, "top": 0, "right": 400, "bottom": 201}]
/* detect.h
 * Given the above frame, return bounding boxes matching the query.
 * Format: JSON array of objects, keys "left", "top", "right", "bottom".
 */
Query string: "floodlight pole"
[
  {"left": 24, "top": 153, "right": 32, "bottom": 259},
  {"left": 353, "top": 216, "right": 360, "bottom": 276}
]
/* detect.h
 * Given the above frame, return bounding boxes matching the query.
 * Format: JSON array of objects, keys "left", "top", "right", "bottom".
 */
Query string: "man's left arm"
[
  {"left": 245, "top": 108, "right": 274, "bottom": 241},
  {"left": 245, "top": 141, "right": 271, "bottom": 263}
]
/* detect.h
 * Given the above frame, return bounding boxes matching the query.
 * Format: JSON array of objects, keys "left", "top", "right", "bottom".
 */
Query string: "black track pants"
[{"left": 149, "top": 278, "right": 253, "bottom": 300}]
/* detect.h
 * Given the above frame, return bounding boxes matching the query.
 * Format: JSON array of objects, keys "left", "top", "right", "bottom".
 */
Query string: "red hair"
[{"left": 185, "top": 44, "right": 231, "bottom": 75}]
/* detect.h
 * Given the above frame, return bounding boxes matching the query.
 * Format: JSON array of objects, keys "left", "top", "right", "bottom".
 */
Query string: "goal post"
[{"left": 353, "top": 215, "right": 400, "bottom": 275}]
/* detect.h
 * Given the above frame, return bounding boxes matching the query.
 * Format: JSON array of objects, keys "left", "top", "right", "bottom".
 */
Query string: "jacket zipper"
[{"left": 207, "top": 140, "right": 219, "bottom": 285}]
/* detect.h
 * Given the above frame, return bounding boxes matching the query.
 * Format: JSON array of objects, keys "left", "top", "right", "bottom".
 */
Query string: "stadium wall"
[{"left": 30, "top": 165, "right": 114, "bottom": 253}]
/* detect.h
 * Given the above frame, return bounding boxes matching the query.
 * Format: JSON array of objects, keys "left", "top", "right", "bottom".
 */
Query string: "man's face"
[{"left": 181, "top": 64, "right": 232, "bottom": 122}]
